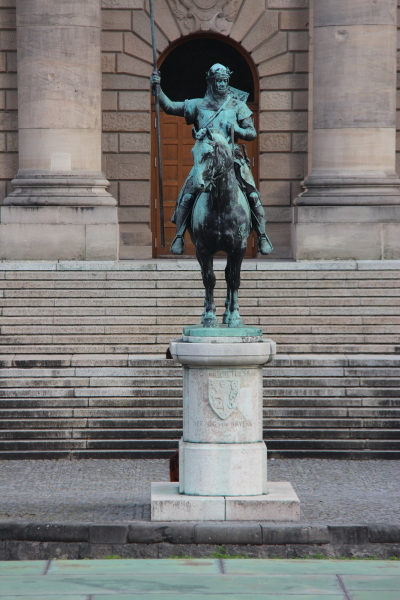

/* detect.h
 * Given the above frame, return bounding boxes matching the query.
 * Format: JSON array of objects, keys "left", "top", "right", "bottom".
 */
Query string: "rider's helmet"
[{"left": 206, "top": 64, "right": 232, "bottom": 81}]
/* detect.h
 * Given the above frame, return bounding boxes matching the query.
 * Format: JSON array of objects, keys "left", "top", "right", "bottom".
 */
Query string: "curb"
[{"left": 1, "top": 522, "right": 399, "bottom": 546}]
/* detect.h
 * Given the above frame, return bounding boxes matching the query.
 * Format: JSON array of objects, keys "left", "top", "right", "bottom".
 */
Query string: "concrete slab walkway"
[{"left": 0, "top": 558, "right": 399, "bottom": 599}]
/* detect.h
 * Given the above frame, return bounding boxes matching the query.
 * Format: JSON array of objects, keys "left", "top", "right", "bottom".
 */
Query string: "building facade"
[{"left": 0, "top": 0, "right": 399, "bottom": 261}]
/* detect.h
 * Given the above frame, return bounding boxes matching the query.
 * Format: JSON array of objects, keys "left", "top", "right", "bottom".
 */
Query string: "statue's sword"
[{"left": 149, "top": 0, "right": 165, "bottom": 247}]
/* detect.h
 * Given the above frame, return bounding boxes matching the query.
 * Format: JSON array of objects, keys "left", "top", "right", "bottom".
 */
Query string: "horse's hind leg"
[
  {"left": 196, "top": 249, "right": 218, "bottom": 327},
  {"left": 223, "top": 247, "right": 246, "bottom": 328}
]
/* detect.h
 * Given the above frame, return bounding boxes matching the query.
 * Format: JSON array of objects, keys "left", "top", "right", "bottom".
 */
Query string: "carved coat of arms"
[
  {"left": 208, "top": 377, "right": 240, "bottom": 419},
  {"left": 169, "top": 0, "right": 243, "bottom": 33}
]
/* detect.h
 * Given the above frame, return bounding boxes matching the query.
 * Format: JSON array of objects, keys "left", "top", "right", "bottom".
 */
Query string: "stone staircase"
[{"left": 0, "top": 259, "right": 399, "bottom": 458}]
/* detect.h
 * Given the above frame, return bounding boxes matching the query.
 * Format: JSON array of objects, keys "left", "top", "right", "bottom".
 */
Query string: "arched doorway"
[{"left": 151, "top": 34, "right": 259, "bottom": 258}]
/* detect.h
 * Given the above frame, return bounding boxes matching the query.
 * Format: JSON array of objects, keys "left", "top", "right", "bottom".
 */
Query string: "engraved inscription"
[{"left": 208, "top": 377, "right": 239, "bottom": 420}]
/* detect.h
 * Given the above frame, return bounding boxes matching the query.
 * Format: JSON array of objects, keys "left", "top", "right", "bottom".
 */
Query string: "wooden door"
[{"left": 151, "top": 105, "right": 258, "bottom": 258}]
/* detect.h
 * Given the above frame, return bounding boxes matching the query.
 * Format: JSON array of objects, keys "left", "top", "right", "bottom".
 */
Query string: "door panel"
[{"left": 151, "top": 105, "right": 258, "bottom": 258}]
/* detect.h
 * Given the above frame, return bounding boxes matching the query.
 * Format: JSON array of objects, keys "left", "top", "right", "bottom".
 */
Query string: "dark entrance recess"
[{"left": 151, "top": 34, "right": 259, "bottom": 258}]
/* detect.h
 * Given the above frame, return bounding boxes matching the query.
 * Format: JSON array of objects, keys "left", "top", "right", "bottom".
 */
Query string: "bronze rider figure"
[{"left": 150, "top": 63, "right": 273, "bottom": 256}]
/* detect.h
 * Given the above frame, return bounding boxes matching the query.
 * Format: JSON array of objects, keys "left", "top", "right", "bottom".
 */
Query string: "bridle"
[{"left": 204, "top": 141, "right": 235, "bottom": 190}]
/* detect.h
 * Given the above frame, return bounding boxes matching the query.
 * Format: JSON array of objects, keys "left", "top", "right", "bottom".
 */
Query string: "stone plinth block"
[
  {"left": 0, "top": 206, "right": 119, "bottom": 260},
  {"left": 151, "top": 482, "right": 300, "bottom": 522},
  {"left": 179, "top": 439, "right": 268, "bottom": 497}
]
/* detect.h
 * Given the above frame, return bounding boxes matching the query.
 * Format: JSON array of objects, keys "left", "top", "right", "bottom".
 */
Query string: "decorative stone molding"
[{"left": 169, "top": 0, "right": 243, "bottom": 33}]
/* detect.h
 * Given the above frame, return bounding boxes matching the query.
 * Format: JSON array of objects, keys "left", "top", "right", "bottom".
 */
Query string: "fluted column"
[
  {"left": 294, "top": 0, "right": 400, "bottom": 259},
  {"left": 0, "top": 0, "right": 118, "bottom": 260}
]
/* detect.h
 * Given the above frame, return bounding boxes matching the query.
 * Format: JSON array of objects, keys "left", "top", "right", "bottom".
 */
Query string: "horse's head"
[{"left": 191, "top": 128, "right": 233, "bottom": 192}]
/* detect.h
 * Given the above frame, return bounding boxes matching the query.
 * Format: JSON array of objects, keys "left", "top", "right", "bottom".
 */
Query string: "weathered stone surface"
[
  {"left": 117, "top": 53, "right": 152, "bottom": 77},
  {"left": 123, "top": 32, "right": 152, "bottom": 63},
  {"left": 89, "top": 524, "right": 128, "bottom": 544},
  {"left": 293, "top": 91, "right": 308, "bottom": 110},
  {"left": 106, "top": 153, "right": 150, "bottom": 179},
  {"left": 101, "top": 31, "right": 123, "bottom": 52},
  {"left": 312, "top": 128, "right": 395, "bottom": 172},
  {"left": 151, "top": 482, "right": 225, "bottom": 522},
  {"left": 103, "top": 112, "right": 150, "bottom": 132},
  {"left": 18, "top": 27, "right": 101, "bottom": 130},
  {"left": 102, "top": 9, "right": 131, "bottom": 31},
  {"left": 260, "top": 111, "right": 307, "bottom": 131},
  {"left": 195, "top": 523, "right": 262, "bottom": 545},
  {"left": 242, "top": 11, "right": 279, "bottom": 52},
  {"left": 0, "top": 152, "right": 17, "bottom": 178},
  {"left": 146, "top": 0, "right": 181, "bottom": 42},
  {"left": 0, "top": 30, "right": 16, "bottom": 51},
  {"left": 260, "top": 180, "right": 291, "bottom": 206},
  {"left": 102, "top": 53, "right": 116, "bottom": 73},
  {"left": 229, "top": 0, "right": 265, "bottom": 42},
  {"left": 292, "top": 132, "right": 307, "bottom": 152},
  {"left": 269, "top": 0, "right": 308, "bottom": 6},
  {"left": 118, "top": 207, "right": 150, "bottom": 222},
  {"left": 119, "top": 132, "right": 150, "bottom": 152},
  {"left": 315, "top": 0, "right": 396, "bottom": 27},
  {"left": 6, "top": 89, "right": 17, "bottom": 110},
  {"left": 102, "top": 0, "right": 144, "bottom": 7},
  {"left": 251, "top": 32, "right": 287, "bottom": 65},
  {"left": 0, "top": 110, "right": 17, "bottom": 130},
  {"left": 293, "top": 221, "right": 383, "bottom": 260},
  {"left": 260, "top": 133, "right": 291, "bottom": 152},
  {"left": 102, "top": 91, "right": 118, "bottom": 111},
  {"left": 383, "top": 223, "right": 400, "bottom": 259},
  {"left": 261, "top": 91, "right": 291, "bottom": 111},
  {"left": 131, "top": 10, "right": 168, "bottom": 53},
  {"left": 259, "top": 53, "right": 294, "bottom": 77},
  {"left": 0, "top": 224, "right": 86, "bottom": 260},
  {"left": 261, "top": 153, "right": 305, "bottom": 180},
  {"left": 280, "top": 9, "right": 309, "bottom": 30},
  {"left": 295, "top": 52, "right": 308, "bottom": 73},
  {"left": 119, "top": 91, "right": 150, "bottom": 111},
  {"left": 119, "top": 180, "right": 150, "bottom": 205},
  {"left": 17, "top": 0, "right": 100, "bottom": 27},
  {"left": 260, "top": 73, "right": 308, "bottom": 90},
  {"left": 102, "top": 74, "right": 150, "bottom": 90},
  {"left": 102, "top": 133, "right": 118, "bottom": 153},
  {"left": 314, "top": 26, "right": 396, "bottom": 129}
]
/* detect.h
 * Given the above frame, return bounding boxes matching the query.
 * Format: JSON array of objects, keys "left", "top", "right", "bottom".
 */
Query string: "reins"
[{"left": 206, "top": 142, "right": 234, "bottom": 190}]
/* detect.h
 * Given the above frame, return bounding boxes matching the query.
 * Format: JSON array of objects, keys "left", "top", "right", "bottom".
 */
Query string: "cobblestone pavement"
[{"left": 0, "top": 459, "right": 398, "bottom": 524}]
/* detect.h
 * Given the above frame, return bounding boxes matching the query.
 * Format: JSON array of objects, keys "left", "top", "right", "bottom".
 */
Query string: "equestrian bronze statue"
[{"left": 150, "top": 64, "right": 273, "bottom": 328}]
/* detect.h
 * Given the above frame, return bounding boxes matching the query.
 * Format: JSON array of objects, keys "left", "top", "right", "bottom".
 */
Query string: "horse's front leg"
[
  {"left": 224, "top": 248, "right": 246, "bottom": 328},
  {"left": 196, "top": 249, "right": 218, "bottom": 327}
]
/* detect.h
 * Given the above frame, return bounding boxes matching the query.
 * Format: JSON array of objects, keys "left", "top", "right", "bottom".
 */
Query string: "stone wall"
[
  {"left": 0, "top": 0, "right": 17, "bottom": 205},
  {"left": 0, "top": 0, "right": 310, "bottom": 260}
]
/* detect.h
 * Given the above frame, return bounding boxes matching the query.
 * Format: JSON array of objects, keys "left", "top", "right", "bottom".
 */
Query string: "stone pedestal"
[
  {"left": 151, "top": 326, "right": 300, "bottom": 521},
  {"left": 294, "top": 0, "right": 400, "bottom": 260},
  {"left": 0, "top": 0, "right": 118, "bottom": 260}
]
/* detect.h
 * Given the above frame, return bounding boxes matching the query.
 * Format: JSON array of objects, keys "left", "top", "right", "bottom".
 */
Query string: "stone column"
[
  {"left": 293, "top": 0, "right": 400, "bottom": 260},
  {"left": 0, "top": 0, "right": 118, "bottom": 260}
]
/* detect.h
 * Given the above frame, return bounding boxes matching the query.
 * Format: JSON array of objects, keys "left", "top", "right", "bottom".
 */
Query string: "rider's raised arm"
[
  {"left": 236, "top": 116, "right": 256, "bottom": 141},
  {"left": 159, "top": 91, "right": 185, "bottom": 116},
  {"left": 150, "top": 72, "right": 184, "bottom": 117}
]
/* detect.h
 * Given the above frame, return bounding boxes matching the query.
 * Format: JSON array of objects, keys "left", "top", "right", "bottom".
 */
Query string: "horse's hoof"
[
  {"left": 222, "top": 312, "right": 229, "bottom": 325},
  {"left": 258, "top": 235, "right": 273, "bottom": 255},
  {"left": 170, "top": 236, "right": 185, "bottom": 255},
  {"left": 228, "top": 319, "right": 243, "bottom": 328},
  {"left": 202, "top": 314, "right": 218, "bottom": 327}
]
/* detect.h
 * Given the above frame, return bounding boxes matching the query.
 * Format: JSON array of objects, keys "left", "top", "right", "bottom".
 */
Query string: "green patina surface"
[
  {"left": 0, "top": 559, "right": 399, "bottom": 599},
  {"left": 183, "top": 325, "right": 263, "bottom": 337}
]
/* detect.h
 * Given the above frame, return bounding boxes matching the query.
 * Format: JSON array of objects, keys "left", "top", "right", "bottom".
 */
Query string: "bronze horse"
[{"left": 188, "top": 128, "right": 252, "bottom": 328}]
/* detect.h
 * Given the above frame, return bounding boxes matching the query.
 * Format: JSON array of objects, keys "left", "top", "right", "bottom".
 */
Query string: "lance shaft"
[{"left": 149, "top": 0, "right": 165, "bottom": 247}]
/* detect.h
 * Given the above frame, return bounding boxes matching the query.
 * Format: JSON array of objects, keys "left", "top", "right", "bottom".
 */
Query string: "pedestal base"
[
  {"left": 0, "top": 206, "right": 119, "bottom": 260},
  {"left": 151, "top": 481, "right": 300, "bottom": 522}
]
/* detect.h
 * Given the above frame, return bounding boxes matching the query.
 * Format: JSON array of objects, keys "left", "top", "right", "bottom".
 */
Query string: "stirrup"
[
  {"left": 258, "top": 234, "right": 273, "bottom": 255},
  {"left": 170, "top": 235, "right": 185, "bottom": 255}
]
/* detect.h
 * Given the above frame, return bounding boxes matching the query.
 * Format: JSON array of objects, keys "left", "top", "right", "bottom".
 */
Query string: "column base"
[
  {"left": 293, "top": 205, "right": 400, "bottom": 260},
  {"left": 0, "top": 206, "right": 119, "bottom": 260},
  {"left": 151, "top": 482, "right": 300, "bottom": 521}
]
